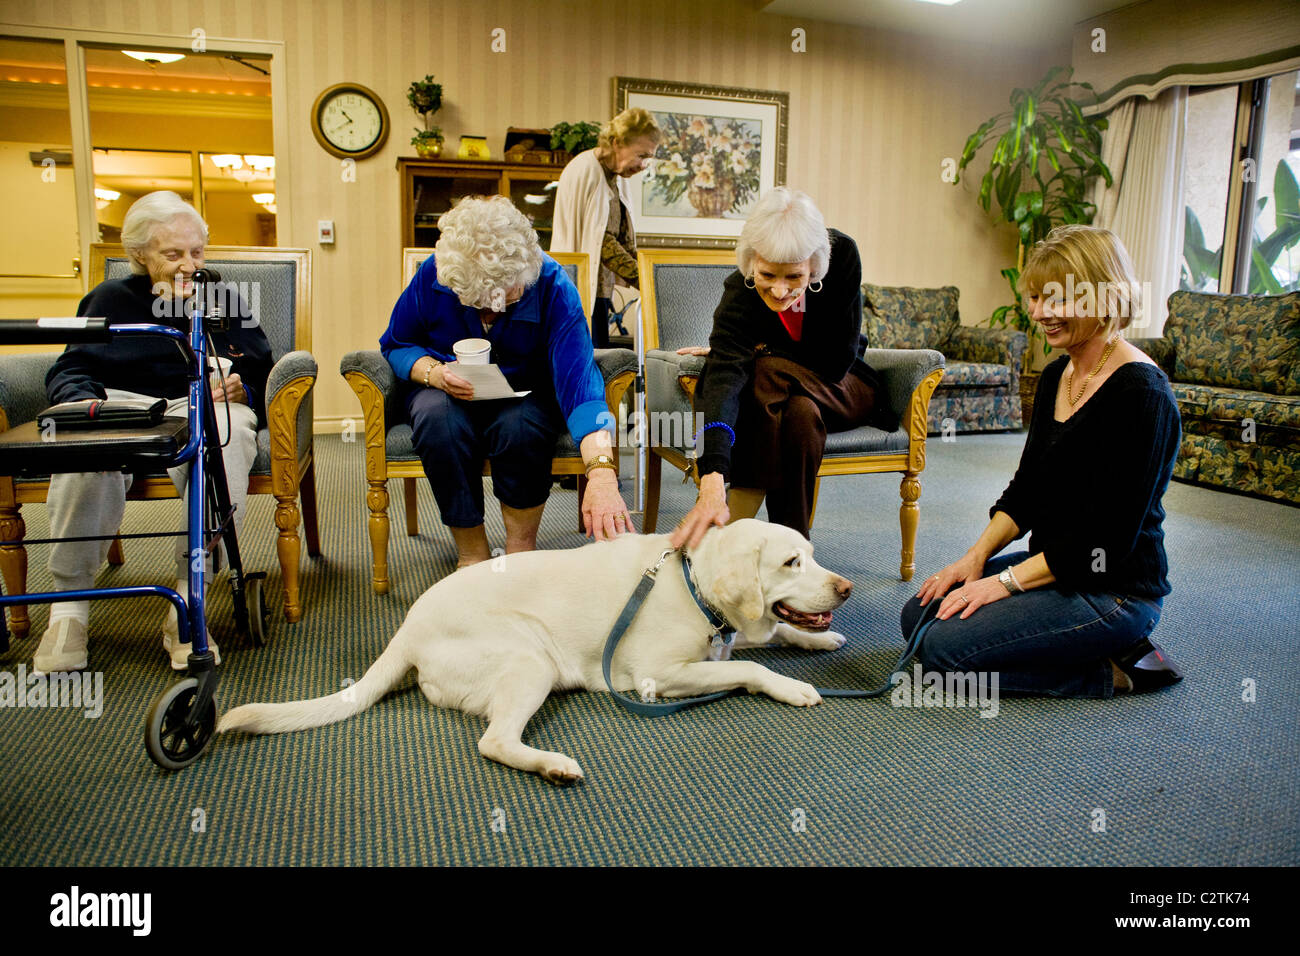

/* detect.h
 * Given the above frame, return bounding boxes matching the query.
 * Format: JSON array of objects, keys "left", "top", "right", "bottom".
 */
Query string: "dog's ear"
[{"left": 710, "top": 544, "right": 764, "bottom": 622}]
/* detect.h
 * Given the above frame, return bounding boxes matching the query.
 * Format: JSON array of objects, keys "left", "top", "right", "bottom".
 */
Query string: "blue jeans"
[
  {"left": 899, "top": 552, "right": 1163, "bottom": 698},
  {"left": 407, "top": 386, "right": 564, "bottom": 527}
]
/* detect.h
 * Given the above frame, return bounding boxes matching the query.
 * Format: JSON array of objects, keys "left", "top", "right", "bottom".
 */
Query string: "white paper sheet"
[{"left": 448, "top": 363, "right": 531, "bottom": 400}]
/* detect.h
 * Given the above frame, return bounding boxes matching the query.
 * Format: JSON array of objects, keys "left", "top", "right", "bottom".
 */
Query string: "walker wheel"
[
  {"left": 145, "top": 678, "right": 216, "bottom": 771},
  {"left": 245, "top": 573, "right": 269, "bottom": 647}
]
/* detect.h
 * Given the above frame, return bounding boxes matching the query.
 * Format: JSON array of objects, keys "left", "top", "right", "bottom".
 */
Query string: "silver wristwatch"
[{"left": 998, "top": 567, "right": 1024, "bottom": 594}]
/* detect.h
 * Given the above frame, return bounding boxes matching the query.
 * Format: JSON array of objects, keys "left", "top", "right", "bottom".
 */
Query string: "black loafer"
[{"left": 1115, "top": 637, "right": 1183, "bottom": 693}]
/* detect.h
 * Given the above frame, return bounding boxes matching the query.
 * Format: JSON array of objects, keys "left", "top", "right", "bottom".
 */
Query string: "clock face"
[
  {"left": 321, "top": 92, "right": 382, "bottom": 152},
  {"left": 311, "top": 84, "right": 389, "bottom": 159}
]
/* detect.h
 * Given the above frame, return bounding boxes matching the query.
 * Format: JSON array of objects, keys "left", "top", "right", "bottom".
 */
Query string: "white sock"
[
  {"left": 48, "top": 572, "right": 92, "bottom": 626},
  {"left": 48, "top": 600, "right": 89, "bottom": 626}
]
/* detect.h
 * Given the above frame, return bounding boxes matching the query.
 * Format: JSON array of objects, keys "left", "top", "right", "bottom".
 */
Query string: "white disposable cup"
[
  {"left": 453, "top": 338, "right": 492, "bottom": 365},
  {"left": 209, "top": 356, "right": 233, "bottom": 388}
]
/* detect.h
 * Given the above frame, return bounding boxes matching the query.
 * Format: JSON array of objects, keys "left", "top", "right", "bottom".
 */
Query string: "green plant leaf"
[
  {"left": 1275, "top": 158, "right": 1300, "bottom": 219},
  {"left": 1250, "top": 246, "right": 1285, "bottom": 294}
]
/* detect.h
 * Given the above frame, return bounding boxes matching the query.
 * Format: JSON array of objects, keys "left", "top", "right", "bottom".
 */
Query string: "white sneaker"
[
  {"left": 161, "top": 606, "right": 221, "bottom": 670},
  {"left": 32, "top": 618, "right": 89, "bottom": 674}
]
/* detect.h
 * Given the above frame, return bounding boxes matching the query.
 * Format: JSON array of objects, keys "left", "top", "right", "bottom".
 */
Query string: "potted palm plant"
[
  {"left": 954, "top": 66, "right": 1112, "bottom": 418},
  {"left": 408, "top": 74, "right": 444, "bottom": 157}
]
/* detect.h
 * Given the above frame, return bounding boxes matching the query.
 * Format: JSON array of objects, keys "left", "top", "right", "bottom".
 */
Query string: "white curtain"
[{"left": 1089, "top": 86, "right": 1188, "bottom": 338}]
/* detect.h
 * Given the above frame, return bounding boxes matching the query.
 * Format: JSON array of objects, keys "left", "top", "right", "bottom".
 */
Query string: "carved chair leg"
[
  {"left": 899, "top": 471, "right": 921, "bottom": 582},
  {"left": 367, "top": 478, "right": 391, "bottom": 594},
  {"left": 403, "top": 477, "right": 419, "bottom": 536},
  {"left": 0, "top": 504, "right": 29, "bottom": 639},
  {"left": 274, "top": 493, "right": 303, "bottom": 622},
  {"left": 107, "top": 535, "right": 125, "bottom": 566},
  {"left": 301, "top": 460, "right": 322, "bottom": 557},
  {"left": 643, "top": 452, "right": 662, "bottom": 534}
]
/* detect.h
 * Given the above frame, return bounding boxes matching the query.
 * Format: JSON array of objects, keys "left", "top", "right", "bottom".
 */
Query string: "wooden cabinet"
[{"left": 398, "top": 157, "right": 565, "bottom": 251}]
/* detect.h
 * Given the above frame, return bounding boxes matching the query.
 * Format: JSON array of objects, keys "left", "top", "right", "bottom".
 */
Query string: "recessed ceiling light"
[
  {"left": 914, "top": 0, "right": 962, "bottom": 5},
  {"left": 122, "top": 50, "right": 185, "bottom": 64}
]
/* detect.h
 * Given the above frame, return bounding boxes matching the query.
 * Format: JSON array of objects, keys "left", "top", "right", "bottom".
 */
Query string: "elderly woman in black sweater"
[
  {"left": 905, "top": 225, "right": 1183, "bottom": 697},
  {"left": 671, "top": 187, "right": 891, "bottom": 548}
]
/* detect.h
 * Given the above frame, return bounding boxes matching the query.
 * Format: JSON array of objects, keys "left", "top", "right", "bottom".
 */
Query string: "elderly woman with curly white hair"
[
  {"left": 381, "top": 195, "right": 633, "bottom": 566},
  {"left": 671, "top": 187, "right": 894, "bottom": 550}
]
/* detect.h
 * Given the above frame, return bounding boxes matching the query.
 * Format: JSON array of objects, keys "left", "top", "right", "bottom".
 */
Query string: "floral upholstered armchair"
[
  {"left": 860, "top": 284, "right": 1028, "bottom": 433},
  {"left": 1130, "top": 290, "right": 1300, "bottom": 505}
]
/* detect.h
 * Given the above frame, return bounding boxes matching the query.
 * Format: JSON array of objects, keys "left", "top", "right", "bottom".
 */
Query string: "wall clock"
[{"left": 310, "top": 83, "right": 390, "bottom": 160}]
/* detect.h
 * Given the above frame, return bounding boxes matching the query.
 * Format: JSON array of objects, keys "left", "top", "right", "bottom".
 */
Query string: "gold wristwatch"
[
  {"left": 584, "top": 454, "right": 617, "bottom": 475},
  {"left": 423, "top": 358, "right": 444, "bottom": 387}
]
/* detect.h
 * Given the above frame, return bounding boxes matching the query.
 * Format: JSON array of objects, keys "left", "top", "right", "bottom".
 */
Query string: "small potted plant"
[
  {"left": 408, "top": 74, "right": 444, "bottom": 157},
  {"left": 411, "top": 127, "right": 443, "bottom": 158},
  {"left": 549, "top": 120, "right": 600, "bottom": 163}
]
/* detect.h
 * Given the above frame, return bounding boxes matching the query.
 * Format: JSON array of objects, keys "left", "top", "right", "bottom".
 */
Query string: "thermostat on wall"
[{"left": 318, "top": 220, "right": 335, "bottom": 244}]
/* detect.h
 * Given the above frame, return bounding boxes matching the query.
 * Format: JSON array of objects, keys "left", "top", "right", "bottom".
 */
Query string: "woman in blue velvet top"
[
  {"left": 904, "top": 225, "right": 1184, "bottom": 697},
  {"left": 381, "top": 195, "right": 633, "bottom": 566}
]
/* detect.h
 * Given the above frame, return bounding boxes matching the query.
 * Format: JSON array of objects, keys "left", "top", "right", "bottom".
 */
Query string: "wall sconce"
[
  {"left": 94, "top": 187, "right": 121, "bottom": 209},
  {"left": 252, "top": 193, "right": 277, "bottom": 214}
]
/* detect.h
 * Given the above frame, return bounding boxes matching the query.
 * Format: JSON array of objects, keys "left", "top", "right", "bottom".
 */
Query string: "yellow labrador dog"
[{"left": 219, "top": 519, "right": 852, "bottom": 783}]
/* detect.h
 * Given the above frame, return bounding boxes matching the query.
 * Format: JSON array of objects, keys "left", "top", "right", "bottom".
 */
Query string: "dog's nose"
[{"left": 833, "top": 576, "right": 853, "bottom": 599}]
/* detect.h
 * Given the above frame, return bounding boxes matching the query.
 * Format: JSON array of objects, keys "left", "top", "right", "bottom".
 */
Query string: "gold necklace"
[{"left": 1067, "top": 336, "right": 1118, "bottom": 407}]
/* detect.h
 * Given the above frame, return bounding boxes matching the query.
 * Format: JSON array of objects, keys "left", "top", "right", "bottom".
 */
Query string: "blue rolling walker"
[{"left": 0, "top": 270, "right": 268, "bottom": 770}]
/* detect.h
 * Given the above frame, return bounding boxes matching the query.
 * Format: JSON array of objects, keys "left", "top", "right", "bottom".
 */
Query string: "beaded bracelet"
[{"left": 694, "top": 421, "right": 736, "bottom": 449}]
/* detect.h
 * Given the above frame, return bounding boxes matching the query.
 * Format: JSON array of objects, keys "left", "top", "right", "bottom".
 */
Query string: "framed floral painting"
[{"left": 614, "top": 77, "right": 788, "bottom": 248}]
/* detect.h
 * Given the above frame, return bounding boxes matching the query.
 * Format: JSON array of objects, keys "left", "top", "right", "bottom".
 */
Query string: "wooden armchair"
[
  {"left": 0, "top": 244, "right": 320, "bottom": 637},
  {"left": 638, "top": 249, "right": 945, "bottom": 581},
  {"left": 340, "top": 251, "right": 636, "bottom": 593}
]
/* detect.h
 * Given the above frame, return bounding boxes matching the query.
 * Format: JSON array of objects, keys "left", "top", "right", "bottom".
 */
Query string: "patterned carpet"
[{"left": 1, "top": 432, "right": 1297, "bottom": 865}]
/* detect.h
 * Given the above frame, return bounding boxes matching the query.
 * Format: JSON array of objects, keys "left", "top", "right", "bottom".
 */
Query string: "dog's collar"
[{"left": 681, "top": 554, "right": 733, "bottom": 642}]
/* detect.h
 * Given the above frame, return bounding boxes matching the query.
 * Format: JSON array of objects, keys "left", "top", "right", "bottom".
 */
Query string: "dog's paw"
[
  {"left": 766, "top": 676, "right": 822, "bottom": 707},
  {"left": 540, "top": 754, "right": 584, "bottom": 786},
  {"left": 784, "top": 630, "right": 847, "bottom": 651}
]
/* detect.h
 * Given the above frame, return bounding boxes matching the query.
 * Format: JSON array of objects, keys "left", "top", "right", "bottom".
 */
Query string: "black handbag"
[{"left": 38, "top": 397, "right": 167, "bottom": 429}]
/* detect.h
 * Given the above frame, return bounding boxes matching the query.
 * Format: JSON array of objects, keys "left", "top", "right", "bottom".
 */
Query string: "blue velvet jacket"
[{"left": 381, "top": 254, "right": 609, "bottom": 444}]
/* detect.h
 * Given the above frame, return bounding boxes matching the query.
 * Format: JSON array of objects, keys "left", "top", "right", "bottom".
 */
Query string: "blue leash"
[{"left": 601, "top": 549, "right": 941, "bottom": 715}]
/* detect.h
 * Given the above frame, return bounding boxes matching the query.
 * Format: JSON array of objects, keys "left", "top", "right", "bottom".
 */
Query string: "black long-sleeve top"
[
  {"left": 992, "top": 356, "right": 1181, "bottom": 598},
  {"left": 46, "top": 273, "right": 274, "bottom": 429},
  {"left": 694, "top": 228, "right": 870, "bottom": 480}
]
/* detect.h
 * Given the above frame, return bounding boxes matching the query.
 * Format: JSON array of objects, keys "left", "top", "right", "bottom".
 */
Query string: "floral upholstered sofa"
[
  {"left": 860, "top": 284, "right": 1028, "bottom": 433},
  {"left": 1130, "top": 290, "right": 1300, "bottom": 505}
]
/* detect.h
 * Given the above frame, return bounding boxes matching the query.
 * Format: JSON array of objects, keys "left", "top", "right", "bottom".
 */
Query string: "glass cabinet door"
[
  {"left": 411, "top": 169, "right": 499, "bottom": 247},
  {"left": 504, "top": 172, "right": 559, "bottom": 251}
]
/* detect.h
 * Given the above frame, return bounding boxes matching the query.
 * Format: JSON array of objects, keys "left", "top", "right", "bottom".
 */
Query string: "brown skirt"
[{"left": 729, "top": 355, "right": 880, "bottom": 537}]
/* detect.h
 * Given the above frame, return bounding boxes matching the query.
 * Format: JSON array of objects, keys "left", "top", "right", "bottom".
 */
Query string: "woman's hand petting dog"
[{"left": 670, "top": 471, "right": 729, "bottom": 551}]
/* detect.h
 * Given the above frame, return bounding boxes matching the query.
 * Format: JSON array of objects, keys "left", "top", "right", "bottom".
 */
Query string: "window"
[{"left": 1180, "top": 70, "right": 1300, "bottom": 296}]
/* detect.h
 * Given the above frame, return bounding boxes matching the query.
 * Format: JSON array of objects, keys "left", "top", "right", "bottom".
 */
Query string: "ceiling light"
[
  {"left": 122, "top": 50, "right": 186, "bottom": 64},
  {"left": 243, "top": 155, "right": 275, "bottom": 171},
  {"left": 94, "top": 187, "right": 121, "bottom": 209},
  {"left": 252, "top": 193, "right": 275, "bottom": 206},
  {"left": 210, "top": 154, "right": 243, "bottom": 169},
  {"left": 913, "top": 0, "right": 962, "bottom": 5}
]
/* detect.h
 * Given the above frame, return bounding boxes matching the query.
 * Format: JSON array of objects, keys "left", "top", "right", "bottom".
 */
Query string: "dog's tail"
[{"left": 217, "top": 635, "right": 410, "bottom": 735}]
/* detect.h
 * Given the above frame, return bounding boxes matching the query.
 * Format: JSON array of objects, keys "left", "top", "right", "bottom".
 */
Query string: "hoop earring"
[
  {"left": 744, "top": 275, "right": 757, "bottom": 289},
  {"left": 808, "top": 280, "right": 823, "bottom": 293}
]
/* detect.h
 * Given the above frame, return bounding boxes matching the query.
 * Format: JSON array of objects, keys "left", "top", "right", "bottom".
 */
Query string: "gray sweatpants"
[{"left": 46, "top": 389, "right": 259, "bottom": 594}]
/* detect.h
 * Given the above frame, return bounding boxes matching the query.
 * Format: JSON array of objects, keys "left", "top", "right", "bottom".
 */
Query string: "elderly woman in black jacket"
[{"left": 672, "top": 187, "right": 891, "bottom": 549}]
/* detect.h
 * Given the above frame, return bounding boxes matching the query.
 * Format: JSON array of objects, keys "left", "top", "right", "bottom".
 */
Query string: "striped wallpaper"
[{"left": 3, "top": 0, "right": 1064, "bottom": 426}]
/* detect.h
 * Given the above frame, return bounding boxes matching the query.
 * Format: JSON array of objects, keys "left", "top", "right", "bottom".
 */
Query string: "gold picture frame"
[{"left": 615, "top": 76, "right": 789, "bottom": 249}]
